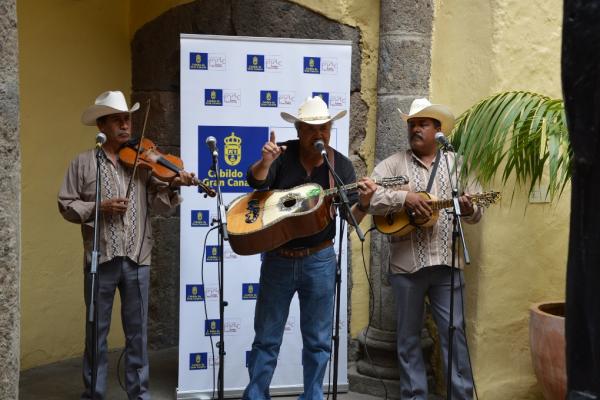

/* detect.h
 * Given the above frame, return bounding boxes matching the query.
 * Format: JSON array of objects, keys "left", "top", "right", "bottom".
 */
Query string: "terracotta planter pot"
[{"left": 529, "top": 301, "right": 566, "bottom": 400}]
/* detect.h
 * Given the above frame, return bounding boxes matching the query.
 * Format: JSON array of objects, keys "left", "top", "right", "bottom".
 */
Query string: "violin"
[{"left": 119, "top": 137, "right": 216, "bottom": 197}]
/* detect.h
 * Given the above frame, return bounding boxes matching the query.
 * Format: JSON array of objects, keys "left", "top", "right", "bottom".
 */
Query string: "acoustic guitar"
[
  {"left": 226, "top": 176, "right": 408, "bottom": 255},
  {"left": 373, "top": 191, "right": 501, "bottom": 236}
]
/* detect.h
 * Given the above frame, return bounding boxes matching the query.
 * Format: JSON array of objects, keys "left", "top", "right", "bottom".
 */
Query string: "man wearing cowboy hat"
[
  {"left": 58, "top": 90, "right": 194, "bottom": 399},
  {"left": 242, "top": 96, "right": 377, "bottom": 400},
  {"left": 366, "top": 98, "right": 482, "bottom": 399}
]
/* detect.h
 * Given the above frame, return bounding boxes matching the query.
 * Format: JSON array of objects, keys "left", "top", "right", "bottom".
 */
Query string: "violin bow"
[{"left": 125, "top": 98, "right": 151, "bottom": 200}]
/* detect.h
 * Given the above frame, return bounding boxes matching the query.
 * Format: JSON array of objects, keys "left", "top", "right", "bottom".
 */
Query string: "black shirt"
[{"left": 246, "top": 140, "right": 358, "bottom": 249}]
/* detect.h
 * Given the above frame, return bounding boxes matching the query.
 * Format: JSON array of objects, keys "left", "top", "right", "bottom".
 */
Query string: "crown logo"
[
  {"left": 224, "top": 132, "right": 242, "bottom": 146},
  {"left": 195, "top": 54, "right": 202, "bottom": 64},
  {"left": 248, "top": 284, "right": 254, "bottom": 294},
  {"left": 309, "top": 58, "right": 315, "bottom": 68},
  {"left": 224, "top": 132, "right": 242, "bottom": 166},
  {"left": 192, "top": 286, "right": 198, "bottom": 295},
  {"left": 195, "top": 354, "right": 201, "bottom": 363},
  {"left": 253, "top": 55, "right": 258, "bottom": 66}
]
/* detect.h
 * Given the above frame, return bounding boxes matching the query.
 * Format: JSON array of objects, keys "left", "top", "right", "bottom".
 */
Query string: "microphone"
[
  {"left": 313, "top": 140, "right": 327, "bottom": 156},
  {"left": 435, "top": 132, "right": 453, "bottom": 150},
  {"left": 95, "top": 132, "right": 107, "bottom": 148},
  {"left": 206, "top": 136, "right": 218, "bottom": 157}
]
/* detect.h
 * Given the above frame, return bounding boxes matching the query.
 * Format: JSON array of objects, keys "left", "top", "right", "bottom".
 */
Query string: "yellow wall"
[
  {"left": 431, "top": 0, "right": 565, "bottom": 398},
  {"left": 19, "top": 0, "right": 131, "bottom": 369}
]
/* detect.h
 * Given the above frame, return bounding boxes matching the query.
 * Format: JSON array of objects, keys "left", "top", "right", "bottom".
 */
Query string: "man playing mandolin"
[
  {"left": 367, "top": 98, "right": 482, "bottom": 399},
  {"left": 58, "top": 90, "right": 194, "bottom": 399},
  {"left": 242, "top": 96, "right": 376, "bottom": 400}
]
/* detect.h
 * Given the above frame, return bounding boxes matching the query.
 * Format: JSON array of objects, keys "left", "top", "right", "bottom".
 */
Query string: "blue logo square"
[
  {"left": 205, "top": 89, "right": 223, "bottom": 106},
  {"left": 260, "top": 90, "right": 278, "bottom": 107},
  {"left": 189, "top": 352, "right": 208, "bottom": 370},
  {"left": 197, "top": 126, "right": 269, "bottom": 193},
  {"left": 191, "top": 210, "right": 210, "bottom": 227},
  {"left": 205, "top": 245, "right": 222, "bottom": 262},
  {"left": 205, "top": 319, "right": 221, "bottom": 336},
  {"left": 190, "top": 52, "right": 208, "bottom": 70},
  {"left": 185, "top": 284, "right": 205, "bottom": 301},
  {"left": 303, "top": 57, "right": 321, "bottom": 74},
  {"left": 247, "top": 54, "right": 265, "bottom": 72},
  {"left": 242, "top": 283, "right": 260, "bottom": 300}
]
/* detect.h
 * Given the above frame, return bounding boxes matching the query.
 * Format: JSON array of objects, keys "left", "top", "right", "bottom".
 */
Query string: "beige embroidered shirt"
[
  {"left": 369, "top": 150, "right": 483, "bottom": 274},
  {"left": 58, "top": 149, "right": 182, "bottom": 266}
]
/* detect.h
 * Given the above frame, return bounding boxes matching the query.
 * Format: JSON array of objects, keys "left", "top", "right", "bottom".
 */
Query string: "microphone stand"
[
  {"left": 210, "top": 149, "right": 228, "bottom": 400},
  {"left": 320, "top": 148, "right": 364, "bottom": 400},
  {"left": 440, "top": 141, "right": 470, "bottom": 400},
  {"left": 87, "top": 144, "right": 103, "bottom": 399}
]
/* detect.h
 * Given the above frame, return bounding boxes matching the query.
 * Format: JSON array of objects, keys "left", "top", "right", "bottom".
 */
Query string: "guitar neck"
[
  {"left": 322, "top": 177, "right": 394, "bottom": 197},
  {"left": 431, "top": 195, "right": 484, "bottom": 210},
  {"left": 323, "top": 182, "right": 360, "bottom": 197}
]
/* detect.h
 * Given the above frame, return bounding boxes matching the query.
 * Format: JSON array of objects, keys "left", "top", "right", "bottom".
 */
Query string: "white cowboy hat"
[
  {"left": 398, "top": 98, "right": 455, "bottom": 134},
  {"left": 281, "top": 96, "right": 346, "bottom": 125},
  {"left": 81, "top": 91, "right": 140, "bottom": 126}
]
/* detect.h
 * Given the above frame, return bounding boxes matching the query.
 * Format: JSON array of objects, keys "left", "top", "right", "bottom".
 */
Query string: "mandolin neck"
[{"left": 431, "top": 195, "right": 481, "bottom": 211}]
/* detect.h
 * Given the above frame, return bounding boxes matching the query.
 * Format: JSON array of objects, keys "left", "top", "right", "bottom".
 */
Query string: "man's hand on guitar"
[
  {"left": 458, "top": 194, "right": 474, "bottom": 216},
  {"left": 261, "top": 131, "right": 287, "bottom": 165},
  {"left": 404, "top": 192, "right": 433, "bottom": 218},
  {"left": 357, "top": 177, "right": 377, "bottom": 210}
]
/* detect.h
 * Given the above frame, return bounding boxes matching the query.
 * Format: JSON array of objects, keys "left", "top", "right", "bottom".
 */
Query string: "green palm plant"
[{"left": 450, "top": 91, "right": 571, "bottom": 200}]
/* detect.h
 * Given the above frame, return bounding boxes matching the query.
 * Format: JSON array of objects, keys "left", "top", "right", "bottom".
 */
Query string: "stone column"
[
  {"left": 349, "top": 0, "right": 436, "bottom": 398},
  {"left": 0, "top": 0, "right": 20, "bottom": 398}
]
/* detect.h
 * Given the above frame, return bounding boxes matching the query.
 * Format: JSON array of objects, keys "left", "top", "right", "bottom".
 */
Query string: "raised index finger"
[{"left": 269, "top": 130, "right": 276, "bottom": 144}]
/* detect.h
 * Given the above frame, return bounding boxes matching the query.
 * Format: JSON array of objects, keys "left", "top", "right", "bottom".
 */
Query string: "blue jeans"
[{"left": 243, "top": 246, "right": 336, "bottom": 400}]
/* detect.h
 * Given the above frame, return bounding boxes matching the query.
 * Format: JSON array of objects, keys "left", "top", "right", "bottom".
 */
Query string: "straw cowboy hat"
[
  {"left": 399, "top": 98, "right": 455, "bottom": 134},
  {"left": 281, "top": 96, "right": 346, "bottom": 125},
  {"left": 81, "top": 91, "right": 140, "bottom": 126}
]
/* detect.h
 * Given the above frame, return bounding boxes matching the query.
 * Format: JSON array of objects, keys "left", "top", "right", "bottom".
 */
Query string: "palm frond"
[{"left": 450, "top": 91, "right": 571, "bottom": 200}]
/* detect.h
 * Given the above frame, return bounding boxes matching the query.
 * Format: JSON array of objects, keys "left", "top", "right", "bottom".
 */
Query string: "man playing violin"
[
  {"left": 58, "top": 90, "right": 194, "bottom": 400},
  {"left": 242, "top": 96, "right": 377, "bottom": 400},
  {"left": 365, "top": 98, "right": 482, "bottom": 399}
]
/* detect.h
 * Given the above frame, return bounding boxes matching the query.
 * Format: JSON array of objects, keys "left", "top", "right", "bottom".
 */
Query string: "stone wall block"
[
  {"left": 375, "top": 96, "right": 414, "bottom": 162},
  {"left": 148, "top": 216, "right": 180, "bottom": 349},
  {"left": 0, "top": 0, "right": 20, "bottom": 398},
  {"left": 131, "top": 91, "right": 180, "bottom": 148},
  {"left": 349, "top": 92, "right": 368, "bottom": 155},
  {"left": 380, "top": 0, "right": 433, "bottom": 35},
  {"left": 377, "top": 37, "right": 431, "bottom": 95},
  {"left": 132, "top": 0, "right": 234, "bottom": 91}
]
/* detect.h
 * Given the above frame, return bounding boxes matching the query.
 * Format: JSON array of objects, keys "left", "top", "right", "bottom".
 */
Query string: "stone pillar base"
[{"left": 348, "top": 364, "right": 443, "bottom": 400}]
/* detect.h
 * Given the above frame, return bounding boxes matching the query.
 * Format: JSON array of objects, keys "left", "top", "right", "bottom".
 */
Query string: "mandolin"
[
  {"left": 373, "top": 191, "right": 501, "bottom": 236},
  {"left": 226, "top": 176, "right": 409, "bottom": 255}
]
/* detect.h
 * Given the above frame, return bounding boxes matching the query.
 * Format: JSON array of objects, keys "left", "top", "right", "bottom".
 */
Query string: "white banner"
[{"left": 178, "top": 34, "right": 352, "bottom": 398}]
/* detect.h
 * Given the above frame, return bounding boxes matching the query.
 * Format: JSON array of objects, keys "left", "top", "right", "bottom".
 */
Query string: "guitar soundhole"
[
  {"left": 386, "top": 214, "right": 394, "bottom": 225},
  {"left": 283, "top": 198, "right": 297, "bottom": 208}
]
